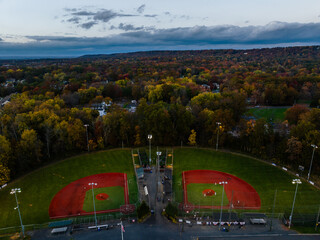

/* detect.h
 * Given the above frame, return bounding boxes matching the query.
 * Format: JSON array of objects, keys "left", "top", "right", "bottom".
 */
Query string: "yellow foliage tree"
[
  {"left": 0, "top": 135, "right": 10, "bottom": 185},
  {"left": 188, "top": 129, "right": 197, "bottom": 146}
]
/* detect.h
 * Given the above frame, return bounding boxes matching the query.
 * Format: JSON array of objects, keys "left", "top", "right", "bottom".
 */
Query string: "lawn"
[
  {"left": 186, "top": 183, "right": 228, "bottom": 206},
  {"left": 0, "top": 149, "right": 138, "bottom": 228},
  {"left": 82, "top": 186, "right": 125, "bottom": 212},
  {"left": 172, "top": 148, "right": 320, "bottom": 215},
  {"left": 248, "top": 107, "right": 288, "bottom": 122}
]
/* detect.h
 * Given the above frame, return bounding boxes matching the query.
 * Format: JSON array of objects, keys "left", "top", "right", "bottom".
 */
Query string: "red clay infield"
[
  {"left": 49, "top": 173, "right": 130, "bottom": 219},
  {"left": 202, "top": 189, "right": 215, "bottom": 196},
  {"left": 96, "top": 193, "right": 109, "bottom": 200},
  {"left": 182, "top": 170, "right": 261, "bottom": 210}
]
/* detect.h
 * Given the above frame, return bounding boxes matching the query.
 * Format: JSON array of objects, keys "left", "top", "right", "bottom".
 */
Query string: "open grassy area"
[
  {"left": 172, "top": 148, "right": 320, "bottom": 215},
  {"left": 0, "top": 149, "right": 138, "bottom": 228},
  {"left": 248, "top": 107, "right": 288, "bottom": 122},
  {"left": 186, "top": 183, "right": 228, "bottom": 206},
  {"left": 82, "top": 186, "right": 125, "bottom": 212}
]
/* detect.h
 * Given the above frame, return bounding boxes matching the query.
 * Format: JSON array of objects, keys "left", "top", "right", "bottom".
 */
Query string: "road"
[{"left": 30, "top": 217, "right": 320, "bottom": 240}]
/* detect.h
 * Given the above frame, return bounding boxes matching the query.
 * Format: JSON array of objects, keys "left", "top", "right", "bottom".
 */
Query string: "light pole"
[
  {"left": 156, "top": 151, "right": 162, "bottom": 172},
  {"left": 219, "top": 181, "right": 228, "bottom": 230},
  {"left": 84, "top": 124, "right": 89, "bottom": 152},
  {"left": 10, "top": 188, "right": 24, "bottom": 238},
  {"left": 148, "top": 134, "right": 152, "bottom": 164},
  {"left": 307, "top": 144, "right": 318, "bottom": 181},
  {"left": 88, "top": 182, "right": 98, "bottom": 228},
  {"left": 156, "top": 151, "right": 162, "bottom": 201},
  {"left": 216, "top": 122, "right": 221, "bottom": 151},
  {"left": 289, "top": 179, "right": 302, "bottom": 229}
]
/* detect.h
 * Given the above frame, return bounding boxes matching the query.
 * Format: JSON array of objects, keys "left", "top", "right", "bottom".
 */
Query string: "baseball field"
[
  {"left": 172, "top": 148, "right": 320, "bottom": 214},
  {"left": 0, "top": 149, "right": 138, "bottom": 228}
]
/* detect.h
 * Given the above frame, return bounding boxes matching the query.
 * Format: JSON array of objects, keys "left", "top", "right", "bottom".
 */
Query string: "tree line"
[{"left": 0, "top": 46, "right": 320, "bottom": 184}]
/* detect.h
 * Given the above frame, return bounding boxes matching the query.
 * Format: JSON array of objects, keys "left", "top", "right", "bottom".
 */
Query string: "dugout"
[
  {"left": 49, "top": 220, "right": 73, "bottom": 228},
  {"left": 242, "top": 213, "right": 267, "bottom": 225},
  {"left": 49, "top": 220, "right": 72, "bottom": 235}
]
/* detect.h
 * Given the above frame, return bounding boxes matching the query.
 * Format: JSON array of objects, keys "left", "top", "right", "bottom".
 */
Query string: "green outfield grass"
[
  {"left": 186, "top": 183, "right": 228, "bottom": 206},
  {"left": 0, "top": 149, "right": 138, "bottom": 228},
  {"left": 82, "top": 186, "right": 125, "bottom": 212},
  {"left": 173, "top": 148, "right": 320, "bottom": 215},
  {"left": 248, "top": 107, "right": 288, "bottom": 122}
]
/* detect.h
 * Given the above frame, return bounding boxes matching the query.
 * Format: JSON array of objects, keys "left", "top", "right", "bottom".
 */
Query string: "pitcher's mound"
[
  {"left": 202, "top": 189, "right": 215, "bottom": 197},
  {"left": 96, "top": 193, "right": 109, "bottom": 201}
]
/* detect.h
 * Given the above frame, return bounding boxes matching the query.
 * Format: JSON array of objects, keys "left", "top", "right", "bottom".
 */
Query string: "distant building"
[{"left": 90, "top": 101, "right": 111, "bottom": 116}]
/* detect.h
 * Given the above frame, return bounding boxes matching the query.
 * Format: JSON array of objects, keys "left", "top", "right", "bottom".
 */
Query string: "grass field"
[
  {"left": 82, "top": 186, "right": 125, "bottom": 212},
  {"left": 248, "top": 107, "right": 288, "bottom": 122},
  {"left": 0, "top": 149, "right": 138, "bottom": 228},
  {"left": 186, "top": 183, "right": 228, "bottom": 206},
  {"left": 173, "top": 148, "right": 320, "bottom": 214}
]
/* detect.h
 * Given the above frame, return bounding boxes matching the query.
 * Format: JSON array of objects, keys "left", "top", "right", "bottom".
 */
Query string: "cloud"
[
  {"left": 72, "top": 11, "right": 95, "bottom": 16},
  {"left": 0, "top": 38, "right": 2, "bottom": 41},
  {"left": 118, "top": 23, "right": 144, "bottom": 31},
  {"left": 110, "top": 23, "right": 154, "bottom": 31},
  {"left": 65, "top": 9, "right": 137, "bottom": 29},
  {"left": 1, "top": 21, "right": 320, "bottom": 57},
  {"left": 137, "top": 4, "right": 145, "bottom": 14},
  {"left": 64, "top": 8, "right": 78, "bottom": 12},
  {"left": 67, "top": 17, "right": 81, "bottom": 24},
  {"left": 144, "top": 14, "right": 157, "bottom": 18},
  {"left": 81, "top": 21, "right": 97, "bottom": 29},
  {"left": 93, "top": 10, "right": 118, "bottom": 22}
]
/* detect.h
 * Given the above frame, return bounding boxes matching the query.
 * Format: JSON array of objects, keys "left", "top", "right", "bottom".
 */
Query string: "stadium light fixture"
[
  {"left": 148, "top": 134, "right": 152, "bottom": 164},
  {"left": 219, "top": 181, "right": 228, "bottom": 230},
  {"left": 289, "top": 179, "right": 302, "bottom": 229},
  {"left": 216, "top": 122, "right": 221, "bottom": 151},
  {"left": 10, "top": 188, "right": 24, "bottom": 238},
  {"left": 307, "top": 144, "right": 318, "bottom": 181},
  {"left": 88, "top": 182, "right": 98, "bottom": 228},
  {"left": 84, "top": 124, "right": 89, "bottom": 152}
]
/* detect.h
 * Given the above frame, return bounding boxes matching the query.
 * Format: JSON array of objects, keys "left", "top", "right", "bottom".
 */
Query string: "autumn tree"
[
  {"left": 286, "top": 136, "right": 302, "bottom": 164},
  {"left": 0, "top": 135, "right": 11, "bottom": 185},
  {"left": 18, "top": 129, "right": 42, "bottom": 168},
  {"left": 285, "top": 104, "right": 309, "bottom": 125},
  {"left": 188, "top": 129, "right": 197, "bottom": 146}
]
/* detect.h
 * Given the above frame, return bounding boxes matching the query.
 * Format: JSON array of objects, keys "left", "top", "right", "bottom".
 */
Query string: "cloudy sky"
[{"left": 0, "top": 0, "right": 320, "bottom": 58}]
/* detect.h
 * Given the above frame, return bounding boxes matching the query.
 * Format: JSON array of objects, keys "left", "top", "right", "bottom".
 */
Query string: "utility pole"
[
  {"left": 307, "top": 144, "right": 318, "bottom": 181},
  {"left": 216, "top": 122, "right": 221, "bottom": 151}
]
